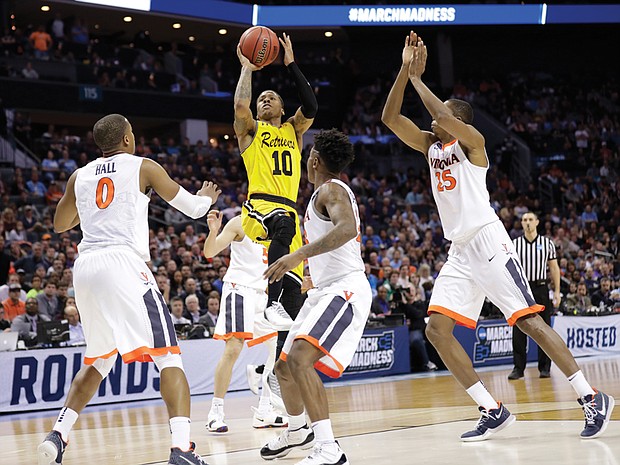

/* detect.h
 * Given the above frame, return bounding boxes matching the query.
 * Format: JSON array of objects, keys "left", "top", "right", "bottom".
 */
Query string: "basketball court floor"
[{"left": 2, "top": 355, "right": 619, "bottom": 465}]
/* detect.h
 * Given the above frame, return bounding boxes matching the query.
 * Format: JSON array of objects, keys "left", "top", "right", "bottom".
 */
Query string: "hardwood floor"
[{"left": 2, "top": 356, "right": 619, "bottom": 465}]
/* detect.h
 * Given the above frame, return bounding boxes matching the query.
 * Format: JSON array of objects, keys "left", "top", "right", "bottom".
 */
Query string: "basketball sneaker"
[
  {"left": 460, "top": 402, "right": 516, "bottom": 442},
  {"left": 247, "top": 364, "right": 261, "bottom": 395},
  {"left": 168, "top": 442, "right": 209, "bottom": 465},
  {"left": 264, "top": 301, "right": 294, "bottom": 331},
  {"left": 37, "top": 430, "right": 67, "bottom": 465},
  {"left": 252, "top": 405, "right": 288, "bottom": 428},
  {"left": 578, "top": 390, "right": 615, "bottom": 439},
  {"left": 295, "top": 442, "right": 349, "bottom": 465},
  {"left": 206, "top": 405, "right": 228, "bottom": 433},
  {"left": 260, "top": 425, "right": 315, "bottom": 460}
]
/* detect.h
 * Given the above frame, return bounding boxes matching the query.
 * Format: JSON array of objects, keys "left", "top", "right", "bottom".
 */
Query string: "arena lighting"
[
  {"left": 41, "top": 6, "right": 51, "bottom": 12},
  {"left": 123, "top": 16, "right": 133, "bottom": 22},
  {"left": 188, "top": 36, "right": 195, "bottom": 42},
  {"left": 324, "top": 31, "right": 333, "bottom": 37},
  {"left": 172, "top": 23, "right": 182, "bottom": 29},
  {"left": 218, "top": 29, "right": 227, "bottom": 35}
]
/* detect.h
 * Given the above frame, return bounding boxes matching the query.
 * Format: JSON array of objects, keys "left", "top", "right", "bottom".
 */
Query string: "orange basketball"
[{"left": 239, "top": 26, "right": 280, "bottom": 67}]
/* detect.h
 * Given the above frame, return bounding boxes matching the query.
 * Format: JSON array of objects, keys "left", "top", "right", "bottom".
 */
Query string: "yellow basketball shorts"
[{"left": 242, "top": 197, "right": 303, "bottom": 281}]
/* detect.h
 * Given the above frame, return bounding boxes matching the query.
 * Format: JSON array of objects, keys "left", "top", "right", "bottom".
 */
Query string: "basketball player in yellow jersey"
[{"left": 234, "top": 32, "right": 317, "bottom": 339}]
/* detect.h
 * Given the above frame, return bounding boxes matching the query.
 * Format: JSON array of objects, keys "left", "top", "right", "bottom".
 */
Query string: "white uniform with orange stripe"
[
  {"left": 281, "top": 179, "right": 371, "bottom": 378},
  {"left": 213, "top": 236, "right": 276, "bottom": 345},
  {"left": 73, "top": 153, "right": 179, "bottom": 364},
  {"left": 427, "top": 141, "right": 542, "bottom": 328}
]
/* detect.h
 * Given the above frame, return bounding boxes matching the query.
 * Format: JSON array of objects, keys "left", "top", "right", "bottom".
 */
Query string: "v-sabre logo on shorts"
[
  {"left": 474, "top": 323, "right": 513, "bottom": 363},
  {"left": 345, "top": 330, "right": 394, "bottom": 374}
]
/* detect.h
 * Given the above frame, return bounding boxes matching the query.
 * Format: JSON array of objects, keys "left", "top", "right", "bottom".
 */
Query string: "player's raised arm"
[
  {"left": 203, "top": 213, "right": 244, "bottom": 258},
  {"left": 140, "top": 158, "right": 220, "bottom": 219},
  {"left": 408, "top": 35, "right": 486, "bottom": 165},
  {"left": 234, "top": 45, "right": 261, "bottom": 149},
  {"left": 54, "top": 170, "right": 80, "bottom": 232},
  {"left": 281, "top": 33, "right": 317, "bottom": 136},
  {"left": 382, "top": 31, "right": 436, "bottom": 158}
]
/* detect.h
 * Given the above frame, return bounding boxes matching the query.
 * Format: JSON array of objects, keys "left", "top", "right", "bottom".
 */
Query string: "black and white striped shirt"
[{"left": 513, "top": 234, "right": 557, "bottom": 282}]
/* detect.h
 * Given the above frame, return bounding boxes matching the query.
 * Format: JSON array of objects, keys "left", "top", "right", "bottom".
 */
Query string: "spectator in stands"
[
  {"left": 183, "top": 293, "right": 204, "bottom": 324},
  {"left": 36, "top": 280, "right": 59, "bottom": 320},
  {"left": 41, "top": 150, "right": 60, "bottom": 181},
  {"left": 21, "top": 61, "right": 39, "bottom": 79},
  {"left": 7, "top": 220, "right": 27, "bottom": 243},
  {"left": 0, "top": 237, "right": 10, "bottom": 285},
  {"left": 10, "top": 297, "right": 50, "bottom": 346},
  {"left": 45, "top": 181, "right": 64, "bottom": 205},
  {"left": 180, "top": 277, "right": 206, "bottom": 309},
  {"left": 198, "top": 296, "right": 219, "bottom": 332},
  {"left": 62, "top": 305, "right": 85, "bottom": 346},
  {"left": 3, "top": 283, "right": 26, "bottom": 321},
  {"left": 20, "top": 205, "right": 38, "bottom": 233},
  {"left": 370, "top": 286, "right": 390, "bottom": 318},
  {"left": 26, "top": 275, "right": 43, "bottom": 299},
  {"left": 51, "top": 13, "right": 65, "bottom": 47},
  {"left": 170, "top": 296, "right": 191, "bottom": 325},
  {"left": 29, "top": 25, "right": 52, "bottom": 60},
  {"left": 26, "top": 169, "right": 46, "bottom": 197},
  {"left": 565, "top": 282, "right": 592, "bottom": 315},
  {"left": 15, "top": 242, "right": 45, "bottom": 275},
  {"left": 70, "top": 18, "right": 89, "bottom": 45},
  {"left": 591, "top": 277, "right": 614, "bottom": 310}
]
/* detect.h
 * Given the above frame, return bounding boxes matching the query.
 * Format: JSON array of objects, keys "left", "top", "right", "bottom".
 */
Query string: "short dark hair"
[
  {"left": 446, "top": 99, "right": 474, "bottom": 124},
  {"left": 93, "top": 114, "right": 128, "bottom": 152},
  {"left": 313, "top": 128, "right": 354, "bottom": 173}
]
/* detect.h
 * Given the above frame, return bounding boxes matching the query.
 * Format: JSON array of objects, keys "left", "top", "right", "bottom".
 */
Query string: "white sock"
[
  {"left": 568, "top": 370, "right": 596, "bottom": 398},
  {"left": 169, "top": 417, "right": 191, "bottom": 451},
  {"left": 288, "top": 412, "right": 306, "bottom": 431},
  {"left": 212, "top": 397, "right": 224, "bottom": 408},
  {"left": 53, "top": 407, "right": 79, "bottom": 443},
  {"left": 465, "top": 381, "right": 498, "bottom": 411},
  {"left": 312, "top": 419, "right": 335, "bottom": 444}
]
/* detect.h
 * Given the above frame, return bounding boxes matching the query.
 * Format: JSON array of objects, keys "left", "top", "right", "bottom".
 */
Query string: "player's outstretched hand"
[
  {"left": 279, "top": 32, "right": 294, "bottom": 66},
  {"left": 402, "top": 30, "right": 418, "bottom": 67},
  {"left": 264, "top": 251, "right": 303, "bottom": 283},
  {"left": 206, "top": 210, "right": 223, "bottom": 232},
  {"left": 237, "top": 44, "right": 263, "bottom": 71},
  {"left": 408, "top": 36, "right": 427, "bottom": 79},
  {"left": 198, "top": 181, "right": 222, "bottom": 204}
]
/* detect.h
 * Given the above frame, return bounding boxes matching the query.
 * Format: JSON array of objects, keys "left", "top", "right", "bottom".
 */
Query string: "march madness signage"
[
  {"left": 347, "top": 330, "right": 396, "bottom": 374},
  {"left": 473, "top": 322, "right": 515, "bottom": 364}
]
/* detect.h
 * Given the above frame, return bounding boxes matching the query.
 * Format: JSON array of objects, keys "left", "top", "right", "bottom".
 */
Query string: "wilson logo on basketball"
[{"left": 255, "top": 38, "right": 269, "bottom": 64}]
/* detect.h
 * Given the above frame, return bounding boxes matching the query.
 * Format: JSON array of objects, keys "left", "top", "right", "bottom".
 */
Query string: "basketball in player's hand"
[{"left": 239, "top": 26, "right": 279, "bottom": 67}]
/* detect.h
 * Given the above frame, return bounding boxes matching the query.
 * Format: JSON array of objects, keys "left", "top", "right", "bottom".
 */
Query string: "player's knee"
[
  {"left": 425, "top": 317, "right": 444, "bottom": 345},
  {"left": 274, "top": 358, "right": 291, "bottom": 381},
  {"left": 223, "top": 337, "right": 244, "bottom": 358},
  {"left": 153, "top": 353, "right": 185, "bottom": 372},
  {"left": 269, "top": 214, "right": 296, "bottom": 245},
  {"left": 91, "top": 354, "right": 118, "bottom": 378},
  {"left": 515, "top": 313, "right": 545, "bottom": 339}
]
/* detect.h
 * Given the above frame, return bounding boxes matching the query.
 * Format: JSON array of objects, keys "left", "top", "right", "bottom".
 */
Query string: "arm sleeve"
[
  {"left": 287, "top": 62, "right": 318, "bottom": 119},
  {"left": 168, "top": 186, "right": 213, "bottom": 219}
]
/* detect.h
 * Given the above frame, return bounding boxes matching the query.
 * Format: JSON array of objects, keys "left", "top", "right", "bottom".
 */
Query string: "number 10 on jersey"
[{"left": 271, "top": 150, "right": 293, "bottom": 176}]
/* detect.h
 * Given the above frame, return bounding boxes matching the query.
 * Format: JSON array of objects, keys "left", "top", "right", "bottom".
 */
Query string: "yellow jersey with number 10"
[{"left": 242, "top": 121, "right": 301, "bottom": 203}]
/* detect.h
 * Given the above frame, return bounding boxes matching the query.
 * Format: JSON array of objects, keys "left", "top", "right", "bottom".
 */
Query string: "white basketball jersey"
[
  {"left": 428, "top": 140, "right": 498, "bottom": 243},
  {"left": 304, "top": 179, "right": 364, "bottom": 288},
  {"left": 74, "top": 153, "right": 150, "bottom": 261},
  {"left": 223, "top": 235, "right": 268, "bottom": 291}
]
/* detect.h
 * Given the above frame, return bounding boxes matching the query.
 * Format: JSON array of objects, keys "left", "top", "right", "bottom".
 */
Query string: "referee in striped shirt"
[{"left": 509, "top": 212, "right": 561, "bottom": 380}]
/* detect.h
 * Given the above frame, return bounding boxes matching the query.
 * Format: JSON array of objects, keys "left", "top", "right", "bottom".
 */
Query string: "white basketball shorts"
[
  {"left": 429, "top": 220, "right": 543, "bottom": 328},
  {"left": 214, "top": 281, "right": 276, "bottom": 346},
  {"left": 73, "top": 247, "right": 179, "bottom": 365},
  {"left": 281, "top": 271, "right": 372, "bottom": 378}
]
